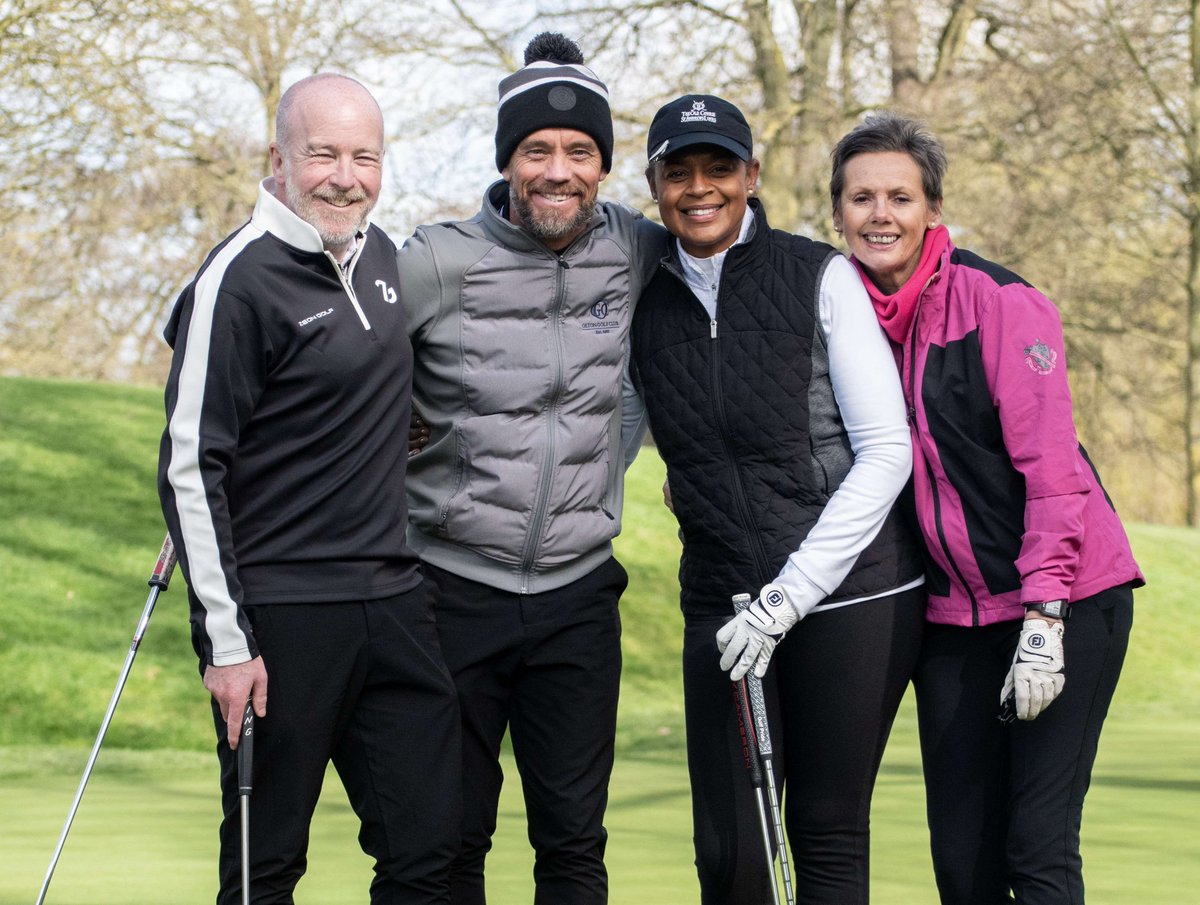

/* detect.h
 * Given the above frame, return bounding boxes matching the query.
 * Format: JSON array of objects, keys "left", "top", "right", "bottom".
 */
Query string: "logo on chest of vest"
[
  {"left": 581, "top": 300, "right": 621, "bottom": 335},
  {"left": 1023, "top": 338, "right": 1057, "bottom": 375}
]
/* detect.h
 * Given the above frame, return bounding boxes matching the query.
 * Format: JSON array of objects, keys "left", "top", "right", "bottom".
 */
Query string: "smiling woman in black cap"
[{"left": 630, "top": 95, "right": 927, "bottom": 905}]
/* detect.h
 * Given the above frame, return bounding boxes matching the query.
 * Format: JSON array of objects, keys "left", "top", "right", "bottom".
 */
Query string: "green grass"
[
  {"left": 4, "top": 715, "right": 1196, "bottom": 904},
  {"left": 1, "top": 375, "right": 1198, "bottom": 903}
]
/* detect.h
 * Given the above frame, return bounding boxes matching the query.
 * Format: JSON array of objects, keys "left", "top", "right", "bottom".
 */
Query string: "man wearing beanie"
[{"left": 397, "top": 32, "right": 664, "bottom": 905}]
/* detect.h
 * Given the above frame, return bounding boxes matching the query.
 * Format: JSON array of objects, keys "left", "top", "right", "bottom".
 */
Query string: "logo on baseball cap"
[{"left": 647, "top": 94, "right": 753, "bottom": 163}]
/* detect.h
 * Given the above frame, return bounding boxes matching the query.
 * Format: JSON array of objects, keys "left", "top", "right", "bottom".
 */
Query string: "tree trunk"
[
  {"left": 888, "top": 0, "right": 923, "bottom": 107},
  {"left": 744, "top": 0, "right": 803, "bottom": 230},
  {"left": 1188, "top": 0, "right": 1200, "bottom": 524}
]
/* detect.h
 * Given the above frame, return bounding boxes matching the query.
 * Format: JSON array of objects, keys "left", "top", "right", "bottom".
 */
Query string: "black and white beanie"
[{"left": 494, "top": 33, "right": 613, "bottom": 173}]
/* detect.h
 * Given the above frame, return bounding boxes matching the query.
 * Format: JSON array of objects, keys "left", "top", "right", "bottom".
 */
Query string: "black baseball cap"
[{"left": 646, "top": 94, "right": 753, "bottom": 163}]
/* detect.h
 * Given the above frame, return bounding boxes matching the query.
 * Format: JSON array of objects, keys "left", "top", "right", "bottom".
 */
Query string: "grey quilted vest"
[{"left": 399, "top": 181, "right": 666, "bottom": 595}]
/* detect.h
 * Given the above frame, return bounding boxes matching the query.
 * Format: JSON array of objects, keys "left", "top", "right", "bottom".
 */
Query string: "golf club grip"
[
  {"left": 745, "top": 673, "right": 773, "bottom": 757},
  {"left": 732, "top": 593, "right": 774, "bottom": 758},
  {"left": 238, "top": 700, "right": 255, "bottom": 794},
  {"left": 732, "top": 680, "right": 763, "bottom": 787},
  {"left": 149, "top": 534, "right": 178, "bottom": 590}
]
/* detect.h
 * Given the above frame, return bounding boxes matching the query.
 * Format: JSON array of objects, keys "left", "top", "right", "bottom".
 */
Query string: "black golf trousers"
[
  {"left": 913, "top": 583, "right": 1134, "bottom": 905},
  {"left": 207, "top": 589, "right": 462, "bottom": 905},
  {"left": 684, "top": 586, "right": 925, "bottom": 905},
  {"left": 424, "top": 557, "right": 626, "bottom": 905}
]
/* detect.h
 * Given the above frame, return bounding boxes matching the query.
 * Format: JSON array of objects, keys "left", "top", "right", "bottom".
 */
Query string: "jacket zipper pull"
[{"left": 710, "top": 319, "right": 718, "bottom": 339}]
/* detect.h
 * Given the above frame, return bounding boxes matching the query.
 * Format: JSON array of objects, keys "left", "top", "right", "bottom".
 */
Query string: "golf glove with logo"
[
  {"left": 716, "top": 583, "right": 798, "bottom": 681},
  {"left": 1000, "top": 618, "right": 1065, "bottom": 721}
]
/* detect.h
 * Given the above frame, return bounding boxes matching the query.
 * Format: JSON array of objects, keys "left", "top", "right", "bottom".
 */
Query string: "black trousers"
[
  {"left": 207, "top": 590, "right": 462, "bottom": 905},
  {"left": 425, "top": 558, "right": 627, "bottom": 905},
  {"left": 914, "top": 583, "right": 1134, "bottom": 905},
  {"left": 684, "top": 587, "right": 925, "bottom": 905}
]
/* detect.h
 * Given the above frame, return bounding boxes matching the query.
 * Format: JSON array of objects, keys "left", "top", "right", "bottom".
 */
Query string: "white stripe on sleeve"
[{"left": 165, "top": 225, "right": 263, "bottom": 666}]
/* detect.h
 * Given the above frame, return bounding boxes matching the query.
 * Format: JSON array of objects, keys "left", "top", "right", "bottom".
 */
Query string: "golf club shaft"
[
  {"left": 240, "top": 803, "right": 251, "bottom": 905},
  {"left": 761, "top": 759, "right": 795, "bottom": 905},
  {"left": 34, "top": 534, "right": 177, "bottom": 905},
  {"left": 239, "top": 699, "right": 255, "bottom": 905}
]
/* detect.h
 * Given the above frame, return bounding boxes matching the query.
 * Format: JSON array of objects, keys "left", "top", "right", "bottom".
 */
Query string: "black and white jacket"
[{"left": 158, "top": 180, "right": 420, "bottom": 667}]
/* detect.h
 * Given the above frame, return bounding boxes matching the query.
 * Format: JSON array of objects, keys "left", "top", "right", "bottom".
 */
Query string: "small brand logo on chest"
[
  {"left": 581, "top": 300, "right": 621, "bottom": 335},
  {"left": 298, "top": 307, "right": 334, "bottom": 327}
]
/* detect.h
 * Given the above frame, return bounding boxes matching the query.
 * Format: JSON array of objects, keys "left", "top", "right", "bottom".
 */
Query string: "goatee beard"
[
  {"left": 288, "top": 184, "right": 372, "bottom": 253},
  {"left": 511, "top": 188, "right": 596, "bottom": 245}
]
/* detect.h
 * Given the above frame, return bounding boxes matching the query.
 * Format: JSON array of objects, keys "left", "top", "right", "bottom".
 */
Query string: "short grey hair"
[{"left": 829, "top": 111, "right": 947, "bottom": 215}]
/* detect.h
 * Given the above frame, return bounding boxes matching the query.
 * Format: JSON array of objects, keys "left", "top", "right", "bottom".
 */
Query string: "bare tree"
[
  {"left": 0, "top": 0, "right": 530, "bottom": 381},
  {"left": 0, "top": 0, "right": 1190, "bottom": 521}
]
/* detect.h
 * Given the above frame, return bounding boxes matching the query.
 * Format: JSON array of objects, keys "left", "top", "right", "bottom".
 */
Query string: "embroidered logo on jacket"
[
  {"left": 1023, "top": 338, "right": 1057, "bottom": 374},
  {"left": 375, "top": 280, "right": 397, "bottom": 304},
  {"left": 582, "top": 300, "right": 620, "bottom": 335},
  {"left": 298, "top": 307, "right": 334, "bottom": 327}
]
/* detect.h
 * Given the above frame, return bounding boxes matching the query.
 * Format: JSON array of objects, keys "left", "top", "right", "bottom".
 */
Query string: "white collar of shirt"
[
  {"left": 676, "top": 206, "right": 756, "bottom": 321},
  {"left": 337, "top": 233, "right": 363, "bottom": 270},
  {"left": 256, "top": 179, "right": 365, "bottom": 269}
]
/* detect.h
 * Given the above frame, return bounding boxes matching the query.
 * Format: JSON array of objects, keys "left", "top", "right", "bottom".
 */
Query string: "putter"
[
  {"left": 35, "top": 534, "right": 177, "bottom": 905},
  {"left": 733, "top": 593, "right": 796, "bottom": 905},
  {"left": 238, "top": 698, "right": 255, "bottom": 905}
]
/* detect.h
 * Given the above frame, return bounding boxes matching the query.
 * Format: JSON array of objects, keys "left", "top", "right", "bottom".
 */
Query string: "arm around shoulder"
[
  {"left": 395, "top": 226, "right": 446, "bottom": 344},
  {"left": 768, "top": 255, "right": 911, "bottom": 616}
]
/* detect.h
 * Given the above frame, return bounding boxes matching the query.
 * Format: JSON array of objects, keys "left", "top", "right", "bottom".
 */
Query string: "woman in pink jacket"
[{"left": 828, "top": 112, "right": 1143, "bottom": 905}]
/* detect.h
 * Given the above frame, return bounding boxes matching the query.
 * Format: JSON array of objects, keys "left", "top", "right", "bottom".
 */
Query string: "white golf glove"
[
  {"left": 1000, "top": 618, "right": 1065, "bottom": 721},
  {"left": 716, "top": 584, "right": 798, "bottom": 681}
]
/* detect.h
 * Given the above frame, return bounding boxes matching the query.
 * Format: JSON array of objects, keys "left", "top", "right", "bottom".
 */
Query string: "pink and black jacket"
[{"left": 896, "top": 240, "right": 1142, "bottom": 627}]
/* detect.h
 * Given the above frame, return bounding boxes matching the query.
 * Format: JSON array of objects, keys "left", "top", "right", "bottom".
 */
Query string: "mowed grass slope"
[
  {"left": 2, "top": 375, "right": 1198, "bottom": 903},
  {"left": 0, "top": 375, "right": 690, "bottom": 754}
]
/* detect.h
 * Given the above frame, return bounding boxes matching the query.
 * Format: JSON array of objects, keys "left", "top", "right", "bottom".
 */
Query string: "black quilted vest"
[{"left": 631, "top": 201, "right": 924, "bottom": 617}]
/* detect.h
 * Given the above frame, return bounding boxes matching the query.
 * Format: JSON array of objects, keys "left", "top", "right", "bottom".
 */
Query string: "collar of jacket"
[
  {"left": 480, "top": 179, "right": 605, "bottom": 256},
  {"left": 253, "top": 178, "right": 371, "bottom": 258},
  {"left": 658, "top": 196, "right": 767, "bottom": 282},
  {"left": 914, "top": 236, "right": 955, "bottom": 315}
]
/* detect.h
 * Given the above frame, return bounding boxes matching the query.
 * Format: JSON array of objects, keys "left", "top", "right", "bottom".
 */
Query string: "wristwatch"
[{"left": 1025, "top": 599, "right": 1070, "bottom": 620}]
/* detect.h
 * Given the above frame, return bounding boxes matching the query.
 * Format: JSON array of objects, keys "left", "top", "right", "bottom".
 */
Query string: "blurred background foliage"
[{"left": 2, "top": 0, "right": 1197, "bottom": 524}]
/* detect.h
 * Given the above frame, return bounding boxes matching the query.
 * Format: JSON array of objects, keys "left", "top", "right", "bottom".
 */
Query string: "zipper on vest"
[
  {"left": 908, "top": 292, "right": 979, "bottom": 624},
  {"left": 518, "top": 257, "right": 570, "bottom": 592},
  {"left": 710, "top": 317, "right": 772, "bottom": 584}
]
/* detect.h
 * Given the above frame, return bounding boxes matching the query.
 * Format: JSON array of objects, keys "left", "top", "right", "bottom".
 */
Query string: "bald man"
[{"left": 159, "top": 74, "right": 461, "bottom": 904}]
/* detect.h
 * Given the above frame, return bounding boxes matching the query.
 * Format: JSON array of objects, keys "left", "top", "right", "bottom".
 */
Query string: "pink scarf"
[{"left": 850, "top": 225, "right": 950, "bottom": 344}]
